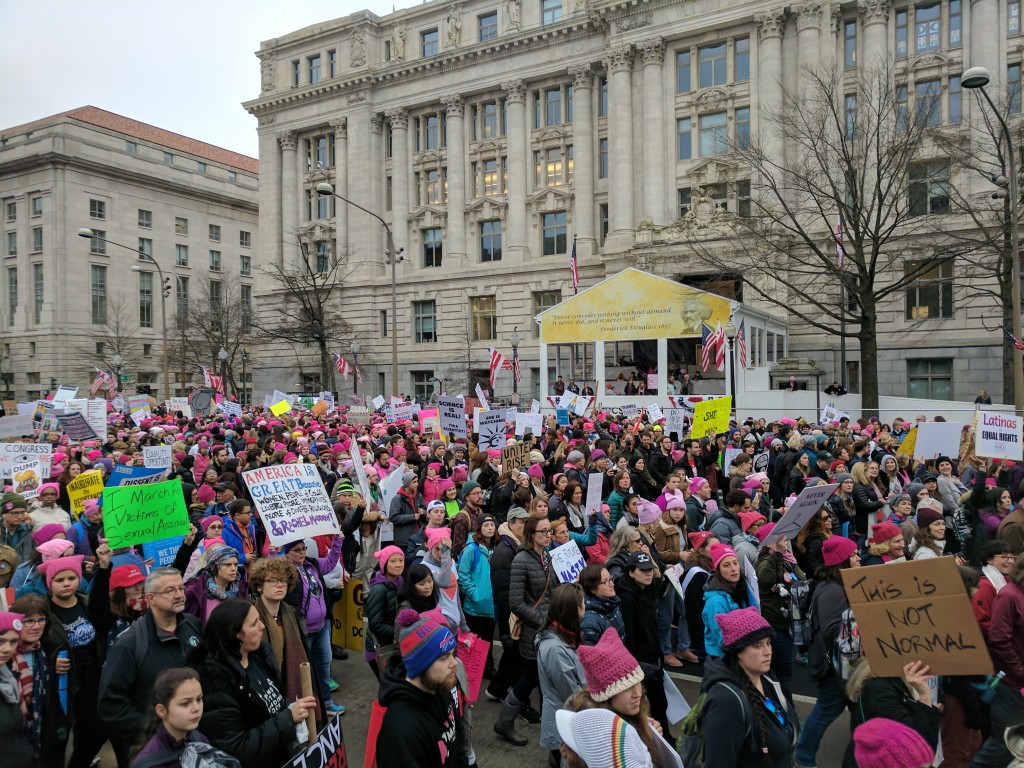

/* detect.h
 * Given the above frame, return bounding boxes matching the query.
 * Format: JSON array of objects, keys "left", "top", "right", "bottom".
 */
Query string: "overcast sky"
[{"left": 0, "top": 0, "right": 423, "bottom": 159}]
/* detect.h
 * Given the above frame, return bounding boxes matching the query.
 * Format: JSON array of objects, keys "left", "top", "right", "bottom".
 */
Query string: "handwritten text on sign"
[
  {"left": 243, "top": 463, "right": 340, "bottom": 546},
  {"left": 102, "top": 479, "right": 190, "bottom": 549},
  {"left": 691, "top": 396, "right": 731, "bottom": 439},
  {"left": 842, "top": 557, "right": 993, "bottom": 677},
  {"left": 549, "top": 540, "right": 586, "bottom": 583}
]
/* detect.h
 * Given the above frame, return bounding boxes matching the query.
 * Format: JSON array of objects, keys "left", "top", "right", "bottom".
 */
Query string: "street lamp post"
[
  {"left": 240, "top": 349, "right": 249, "bottom": 406},
  {"left": 725, "top": 319, "right": 737, "bottom": 417},
  {"left": 317, "top": 183, "right": 401, "bottom": 397},
  {"left": 218, "top": 347, "right": 228, "bottom": 397},
  {"left": 510, "top": 327, "right": 520, "bottom": 400},
  {"left": 962, "top": 66, "right": 1024, "bottom": 414},
  {"left": 350, "top": 341, "right": 361, "bottom": 396},
  {"left": 112, "top": 353, "right": 123, "bottom": 393},
  {"left": 79, "top": 228, "right": 170, "bottom": 400}
]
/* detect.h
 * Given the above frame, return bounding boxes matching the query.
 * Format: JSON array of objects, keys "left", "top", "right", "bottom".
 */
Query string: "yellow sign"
[
  {"left": 538, "top": 268, "right": 732, "bottom": 344},
  {"left": 330, "top": 579, "right": 365, "bottom": 651},
  {"left": 67, "top": 469, "right": 105, "bottom": 518},
  {"left": 691, "top": 397, "right": 731, "bottom": 439},
  {"left": 269, "top": 399, "right": 291, "bottom": 417},
  {"left": 895, "top": 426, "right": 917, "bottom": 458}
]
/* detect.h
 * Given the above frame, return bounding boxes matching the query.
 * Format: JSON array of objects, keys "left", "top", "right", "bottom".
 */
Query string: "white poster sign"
[
  {"left": 819, "top": 404, "right": 850, "bottom": 426},
  {"left": 620, "top": 404, "right": 639, "bottom": 420},
  {"left": 647, "top": 403, "right": 664, "bottom": 422},
  {"left": 549, "top": 540, "right": 587, "bottom": 583},
  {"left": 169, "top": 397, "right": 192, "bottom": 417},
  {"left": 438, "top": 395, "right": 467, "bottom": 439},
  {"left": 530, "top": 399, "right": 541, "bottom": 414},
  {"left": 242, "top": 463, "right": 341, "bottom": 546},
  {"left": 10, "top": 455, "right": 49, "bottom": 500},
  {"left": 762, "top": 483, "right": 839, "bottom": 547},
  {"left": 52, "top": 386, "right": 78, "bottom": 405},
  {"left": 348, "top": 439, "right": 372, "bottom": 502},
  {"left": 572, "top": 395, "right": 593, "bottom": 417},
  {"left": 665, "top": 409, "right": 686, "bottom": 437},
  {"left": 646, "top": 373, "right": 659, "bottom": 391},
  {"left": 515, "top": 412, "right": 544, "bottom": 438},
  {"left": 378, "top": 462, "right": 407, "bottom": 520},
  {"left": 975, "top": 411, "right": 1023, "bottom": 461},
  {"left": 372, "top": 394, "right": 386, "bottom": 410},
  {"left": 475, "top": 384, "right": 490, "bottom": 411},
  {"left": 476, "top": 409, "right": 507, "bottom": 450},
  {"left": 585, "top": 472, "right": 604, "bottom": 515},
  {"left": 0, "top": 443, "right": 52, "bottom": 480},
  {"left": 913, "top": 422, "right": 967, "bottom": 461},
  {"left": 0, "top": 415, "right": 35, "bottom": 440},
  {"left": 143, "top": 445, "right": 173, "bottom": 469}
]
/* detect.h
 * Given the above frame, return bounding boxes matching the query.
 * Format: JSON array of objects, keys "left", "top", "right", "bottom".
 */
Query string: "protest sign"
[
  {"left": 311, "top": 399, "right": 329, "bottom": 417},
  {"left": 505, "top": 407, "right": 517, "bottom": 425},
  {"left": 515, "top": 412, "right": 543, "bottom": 438},
  {"left": 530, "top": 399, "right": 541, "bottom": 414},
  {"left": 975, "top": 411, "right": 1024, "bottom": 461},
  {"left": 67, "top": 469, "right": 105, "bottom": 517},
  {"left": 438, "top": 395, "right": 467, "bottom": 438},
  {"left": 243, "top": 464, "right": 340, "bottom": 546},
  {"left": 111, "top": 394, "right": 127, "bottom": 413},
  {"left": 913, "top": 422, "right": 966, "bottom": 460},
  {"left": 691, "top": 396, "right": 731, "bottom": 439},
  {"left": 0, "top": 443, "right": 51, "bottom": 480},
  {"left": 371, "top": 394, "right": 386, "bottom": 410},
  {"left": 56, "top": 412, "right": 97, "bottom": 442},
  {"left": 647, "top": 403, "right": 664, "bottom": 422},
  {"left": 106, "top": 465, "right": 174, "bottom": 487},
  {"left": 556, "top": 408, "right": 570, "bottom": 426},
  {"left": 141, "top": 536, "right": 185, "bottom": 568},
  {"left": 571, "top": 395, "right": 593, "bottom": 417},
  {"left": 0, "top": 415, "right": 35, "bottom": 440},
  {"left": 387, "top": 402, "right": 414, "bottom": 422},
  {"left": 647, "top": 372, "right": 659, "bottom": 391},
  {"left": 820, "top": 404, "right": 850, "bottom": 426},
  {"left": 102, "top": 479, "right": 190, "bottom": 549},
  {"left": 11, "top": 456, "right": 47, "bottom": 499},
  {"left": 129, "top": 409, "right": 152, "bottom": 427},
  {"left": 476, "top": 409, "right": 507, "bottom": 450},
  {"left": 753, "top": 452, "right": 769, "bottom": 474},
  {"left": 16, "top": 403, "right": 35, "bottom": 417},
  {"left": 458, "top": 632, "right": 490, "bottom": 703},
  {"left": 549, "top": 540, "right": 586, "bottom": 583},
  {"left": 744, "top": 557, "right": 760, "bottom": 610},
  {"left": 263, "top": 394, "right": 274, "bottom": 409},
  {"left": 127, "top": 394, "right": 150, "bottom": 414},
  {"left": 1, "top": 400, "right": 15, "bottom": 416},
  {"left": 378, "top": 463, "right": 406, "bottom": 522},
  {"left": 664, "top": 675, "right": 691, "bottom": 724},
  {"left": 896, "top": 425, "right": 918, "bottom": 458},
  {"left": 501, "top": 441, "right": 532, "bottom": 472},
  {"left": 665, "top": 409, "right": 686, "bottom": 437},
  {"left": 475, "top": 384, "right": 490, "bottom": 411},
  {"left": 586, "top": 473, "right": 604, "bottom": 514},
  {"left": 665, "top": 563, "right": 685, "bottom": 600},
  {"left": 143, "top": 445, "right": 173, "bottom": 469},
  {"left": 723, "top": 447, "right": 742, "bottom": 472},
  {"left": 620, "top": 404, "right": 639, "bottom": 420},
  {"left": 65, "top": 398, "right": 107, "bottom": 440},
  {"left": 842, "top": 557, "right": 993, "bottom": 677},
  {"left": 269, "top": 399, "right": 291, "bottom": 417},
  {"left": 348, "top": 440, "right": 372, "bottom": 501},
  {"left": 419, "top": 408, "right": 439, "bottom": 437},
  {"left": 169, "top": 397, "right": 192, "bottom": 417},
  {"left": 52, "top": 386, "right": 78, "bottom": 405},
  {"left": 761, "top": 482, "right": 839, "bottom": 547},
  {"left": 219, "top": 400, "right": 243, "bottom": 419},
  {"left": 346, "top": 408, "right": 371, "bottom": 426},
  {"left": 281, "top": 714, "right": 347, "bottom": 768}
]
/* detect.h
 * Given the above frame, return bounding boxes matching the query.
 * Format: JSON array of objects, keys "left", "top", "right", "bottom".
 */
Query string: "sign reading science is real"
[{"left": 976, "top": 410, "right": 1024, "bottom": 461}]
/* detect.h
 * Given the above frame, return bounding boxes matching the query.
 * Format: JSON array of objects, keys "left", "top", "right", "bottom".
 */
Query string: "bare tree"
[
  {"left": 674, "top": 61, "right": 981, "bottom": 411},
  {"left": 71, "top": 293, "right": 143, "bottom": 388},
  {"left": 174, "top": 280, "right": 255, "bottom": 399}
]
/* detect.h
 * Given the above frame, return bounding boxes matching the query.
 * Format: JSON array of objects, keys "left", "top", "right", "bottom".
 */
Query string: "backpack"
[
  {"left": 787, "top": 579, "right": 815, "bottom": 646},
  {"left": 132, "top": 742, "right": 240, "bottom": 768},
  {"left": 832, "top": 606, "right": 861, "bottom": 681},
  {"left": 679, "top": 681, "right": 753, "bottom": 768}
]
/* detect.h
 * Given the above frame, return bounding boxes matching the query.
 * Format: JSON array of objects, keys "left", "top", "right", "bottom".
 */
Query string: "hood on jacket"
[
  {"left": 369, "top": 568, "right": 400, "bottom": 589},
  {"left": 704, "top": 572, "right": 746, "bottom": 602},
  {"left": 497, "top": 523, "right": 520, "bottom": 544},
  {"left": 583, "top": 591, "right": 621, "bottom": 615},
  {"left": 377, "top": 653, "right": 449, "bottom": 714},
  {"left": 700, "top": 656, "right": 742, "bottom": 693}
]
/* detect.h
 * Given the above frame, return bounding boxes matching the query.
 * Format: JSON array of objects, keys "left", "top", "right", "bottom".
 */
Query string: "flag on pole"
[
  {"left": 700, "top": 324, "right": 714, "bottom": 373},
  {"left": 570, "top": 236, "right": 579, "bottom": 295},
  {"left": 201, "top": 366, "right": 224, "bottom": 395},
  {"left": 487, "top": 348, "right": 507, "bottom": 388},
  {"left": 737, "top": 320, "right": 748, "bottom": 368},
  {"left": 513, "top": 345, "right": 522, "bottom": 384},
  {"left": 332, "top": 353, "right": 350, "bottom": 380},
  {"left": 90, "top": 368, "right": 110, "bottom": 395},
  {"left": 1003, "top": 326, "right": 1024, "bottom": 351},
  {"left": 354, "top": 362, "right": 363, "bottom": 385},
  {"left": 836, "top": 215, "right": 845, "bottom": 270},
  {"left": 715, "top": 322, "right": 726, "bottom": 372}
]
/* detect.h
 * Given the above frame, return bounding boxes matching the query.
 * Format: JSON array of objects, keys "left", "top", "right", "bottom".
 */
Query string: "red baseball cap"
[{"left": 109, "top": 564, "right": 146, "bottom": 591}]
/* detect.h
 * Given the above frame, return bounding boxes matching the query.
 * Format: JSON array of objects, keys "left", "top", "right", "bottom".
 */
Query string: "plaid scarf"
[{"left": 14, "top": 644, "right": 48, "bottom": 755}]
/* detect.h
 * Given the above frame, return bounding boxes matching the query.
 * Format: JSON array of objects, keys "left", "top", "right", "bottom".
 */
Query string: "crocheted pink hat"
[
  {"left": 822, "top": 536, "right": 858, "bottom": 567},
  {"left": 710, "top": 543, "right": 739, "bottom": 571},
  {"left": 576, "top": 627, "right": 644, "bottom": 702},
  {"left": 715, "top": 606, "right": 774, "bottom": 653},
  {"left": 853, "top": 717, "right": 934, "bottom": 768}
]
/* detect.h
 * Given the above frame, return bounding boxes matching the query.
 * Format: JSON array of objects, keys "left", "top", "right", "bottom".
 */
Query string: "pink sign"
[{"left": 457, "top": 632, "right": 489, "bottom": 703}]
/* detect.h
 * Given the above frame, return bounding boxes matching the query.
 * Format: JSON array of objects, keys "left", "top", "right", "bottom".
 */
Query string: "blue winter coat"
[
  {"left": 702, "top": 580, "right": 749, "bottom": 658},
  {"left": 457, "top": 541, "right": 495, "bottom": 619}
]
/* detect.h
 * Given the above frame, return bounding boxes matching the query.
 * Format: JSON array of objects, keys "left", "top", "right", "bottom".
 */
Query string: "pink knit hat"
[
  {"left": 527, "top": 464, "right": 544, "bottom": 480},
  {"left": 715, "top": 606, "right": 774, "bottom": 653},
  {"left": 853, "top": 717, "right": 934, "bottom": 768},
  {"left": 637, "top": 499, "right": 661, "bottom": 526},
  {"left": 688, "top": 531, "right": 714, "bottom": 550},
  {"left": 710, "top": 543, "right": 739, "bottom": 571},
  {"left": 755, "top": 522, "right": 776, "bottom": 545},
  {"left": 32, "top": 523, "right": 67, "bottom": 547},
  {"left": 0, "top": 612, "right": 24, "bottom": 634},
  {"left": 665, "top": 496, "right": 686, "bottom": 511},
  {"left": 687, "top": 477, "right": 708, "bottom": 494},
  {"left": 576, "top": 628, "right": 645, "bottom": 702},
  {"left": 870, "top": 521, "right": 902, "bottom": 545},
  {"left": 374, "top": 545, "right": 405, "bottom": 571},
  {"left": 38, "top": 555, "right": 85, "bottom": 589},
  {"left": 36, "top": 539, "right": 74, "bottom": 562},
  {"left": 424, "top": 527, "right": 450, "bottom": 549},
  {"left": 822, "top": 536, "right": 858, "bottom": 567},
  {"left": 739, "top": 512, "right": 767, "bottom": 533},
  {"left": 197, "top": 485, "right": 216, "bottom": 504}
]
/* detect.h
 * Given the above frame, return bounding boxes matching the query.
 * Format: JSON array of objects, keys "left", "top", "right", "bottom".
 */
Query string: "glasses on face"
[
  {"left": 153, "top": 586, "right": 186, "bottom": 597},
  {"left": 997, "top": 554, "right": 1016, "bottom": 561},
  {"left": 599, "top": 577, "right": 614, "bottom": 586},
  {"left": 535, "top": 528, "right": 552, "bottom": 536},
  {"left": 20, "top": 618, "right": 46, "bottom": 627},
  {"left": 263, "top": 578, "right": 288, "bottom": 587},
  {"left": 208, "top": 524, "right": 223, "bottom": 531}
]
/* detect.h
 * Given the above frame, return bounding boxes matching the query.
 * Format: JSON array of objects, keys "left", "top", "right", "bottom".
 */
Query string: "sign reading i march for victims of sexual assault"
[
  {"left": 242, "top": 463, "right": 340, "bottom": 546},
  {"left": 975, "top": 410, "right": 1024, "bottom": 461}
]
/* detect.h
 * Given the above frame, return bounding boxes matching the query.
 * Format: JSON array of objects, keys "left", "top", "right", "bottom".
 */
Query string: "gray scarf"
[{"left": 0, "top": 662, "right": 18, "bottom": 705}]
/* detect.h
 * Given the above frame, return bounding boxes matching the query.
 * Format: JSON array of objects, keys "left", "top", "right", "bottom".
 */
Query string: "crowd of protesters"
[{"left": 0, "top": 398, "right": 1023, "bottom": 767}]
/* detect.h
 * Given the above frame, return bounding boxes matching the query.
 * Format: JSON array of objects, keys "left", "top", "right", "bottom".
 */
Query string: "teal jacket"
[
  {"left": 702, "top": 580, "right": 749, "bottom": 658},
  {"left": 457, "top": 541, "right": 494, "bottom": 619}
]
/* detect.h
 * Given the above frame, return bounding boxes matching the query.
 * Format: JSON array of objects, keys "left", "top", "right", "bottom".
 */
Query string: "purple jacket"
[
  {"left": 131, "top": 723, "right": 209, "bottom": 768},
  {"left": 284, "top": 536, "right": 343, "bottom": 633},
  {"left": 979, "top": 507, "right": 1009, "bottom": 540}
]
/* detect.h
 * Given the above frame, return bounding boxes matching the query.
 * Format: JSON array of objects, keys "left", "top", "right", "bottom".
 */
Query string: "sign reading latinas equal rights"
[
  {"left": 242, "top": 463, "right": 340, "bottom": 546},
  {"left": 976, "top": 411, "right": 1024, "bottom": 461}
]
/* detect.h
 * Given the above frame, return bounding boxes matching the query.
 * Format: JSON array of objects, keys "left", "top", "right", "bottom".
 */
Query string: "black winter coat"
[
  {"left": 489, "top": 534, "right": 519, "bottom": 642},
  {"left": 580, "top": 592, "right": 625, "bottom": 646},
  {"left": 509, "top": 546, "right": 554, "bottom": 660},
  {"left": 614, "top": 574, "right": 660, "bottom": 665},
  {"left": 842, "top": 677, "right": 940, "bottom": 768}
]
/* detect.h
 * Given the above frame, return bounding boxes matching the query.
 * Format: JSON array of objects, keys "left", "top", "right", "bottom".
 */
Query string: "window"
[
  {"left": 908, "top": 358, "right": 952, "bottom": 399},
  {"left": 138, "top": 209, "right": 152, "bottom": 229},
  {"left": 175, "top": 217, "right": 188, "bottom": 236},
  {"left": 909, "top": 161, "right": 950, "bottom": 215},
  {"left": 424, "top": 228, "right": 443, "bottom": 267},
  {"left": 380, "top": 310, "right": 388, "bottom": 338},
  {"left": 414, "top": 300, "right": 437, "bottom": 342},
  {"left": 541, "top": 0, "right": 562, "bottom": 25},
  {"left": 316, "top": 193, "right": 330, "bottom": 219},
  {"left": 386, "top": 176, "right": 393, "bottom": 210},
  {"left": 240, "top": 254, "right": 252, "bottom": 276},
  {"left": 240, "top": 230, "right": 251, "bottom": 247},
  {"left": 228, "top": 170, "right": 237, "bottom": 182},
  {"left": 89, "top": 199, "right": 106, "bottom": 220},
  {"left": 163, "top": 152, "right": 174, "bottom": 165},
  {"left": 698, "top": 43, "right": 727, "bottom": 88},
  {"left": 736, "top": 107, "right": 751, "bottom": 149},
  {"left": 412, "top": 372, "right": 435, "bottom": 402},
  {"left": 845, "top": 20, "right": 857, "bottom": 67},
  {"left": 175, "top": 276, "right": 189, "bottom": 328},
  {"left": 96, "top": 342, "right": 104, "bottom": 355},
  {"left": 845, "top": 94, "right": 858, "bottom": 139},
  {"left": 915, "top": 4, "right": 941, "bottom": 53},
  {"left": 481, "top": 220, "right": 502, "bottom": 262},
  {"left": 532, "top": 291, "right": 560, "bottom": 336},
  {"left": 197, "top": 161, "right": 207, "bottom": 174},
  {"left": 699, "top": 111, "right": 728, "bottom": 156},
  {"left": 737, "top": 180, "right": 752, "bottom": 217},
  {"left": 915, "top": 80, "right": 941, "bottom": 127},
  {"left": 896, "top": 85, "right": 909, "bottom": 131},
  {"left": 176, "top": 245, "right": 189, "bottom": 266},
  {"left": 292, "top": 60, "right": 300, "bottom": 86},
  {"left": 31, "top": 227, "right": 42, "bottom": 253},
  {"left": 425, "top": 169, "right": 445, "bottom": 205},
  {"left": 948, "top": 74, "right": 961, "bottom": 124},
  {"left": 425, "top": 115, "right": 440, "bottom": 150},
  {"left": 138, "top": 270, "right": 153, "bottom": 328},
  {"left": 471, "top": 296, "right": 497, "bottom": 340},
  {"left": 422, "top": 28, "right": 439, "bottom": 57},
  {"left": 143, "top": 344, "right": 152, "bottom": 357},
  {"left": 949, "top": 0, "right": 961, "bottom": 46},
  {"left": 677, "top": 118, "right": 692, "bottom": 160},
  {"left": 600, "top": 203, "right": 609, "bottom": 244},
  {"left": 138, "top": 238, "right": 152, "bottom": 258},
  {"left": 328, "top": 49, "right": 337, "bottom": 77},
  {"left": 1012, "top": 0, "right": 1021, "bottom": 33},
  {"left": 599, "top": 138, "right": 609, "bottom": 177},
  {"left": 315, "top": 241, "right": 330, "bottom": 272},
  {"left": 482, "top": 102, "right": 499, "bottom": 138},
  {"left": 734, "top": 38, "right": 749, "bottom": 82},
  {"left": 127, "top": 141, "right": 137, "bottom": 155},
  {"left": 33, "top": 264, "right": 43, "bottom": 324},
  {"left": 1010, "top": 64, "right": 1022, "bottom": 115},
  {"left": 544, "top": 87, "right": 561, "bottom": 126},
  {"left": 307, "top": 135, "right": 332, "bottom": 170},
  {"left": 209, "top": 224, "right": 221, "bottom": 242},
  {"left": 7, "top": 268, "right": 16, "bottom": 325},
  {"left": 905, "top": 259, "right": 953, "bottom": 320},
  {"left": 88, "top": 230, "right": 105, "bottom": 255},
  {"left": 31, "top": 197, "right": 42, "bottom": 217},
  {"left": 481, "top": 158, "right": 500, "bottom": 195},
  {"left": 240, "top": 284, "right": 252, "bottom": 335},
  {"left": 539, "top": 148, "right": 563, "bottom": 186},
  {"left": 542, "top": 211, "right": 567, "bottom": 255},
  {"left": 308, "top": 54, "right": 321, "bottom": 84},
  {"left": 896, "top": 9, "right": 908, "bottom": 57},
  {"left": 4, "top": 203, "right": 13, "bottom": 222},
  {"left": 479, "top": 11, "right": 497, "bottom": 41},
  {"left": 209, "top": 250, "right": 221, "bottom": 272},
  {"left": 209, "top": 280, "right": 222, "bottom": 310},
  {"left": 6, "top": 232, "right": 16, "bottom": 257}
]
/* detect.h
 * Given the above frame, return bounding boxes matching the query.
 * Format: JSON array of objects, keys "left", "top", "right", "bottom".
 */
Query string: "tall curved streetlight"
[
  {"left": 218, "top": 346, "right": 228, "bottom": 396},
  {"left": 962, "top": 66, "right": 1024, "bottom": 413}
]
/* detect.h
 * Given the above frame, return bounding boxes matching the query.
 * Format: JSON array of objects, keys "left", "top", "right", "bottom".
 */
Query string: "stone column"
[
  {"left": 969, "top": 0, "right": 999, "bottom": 78},
  {"left": 258, "top": 127, "right": 282, "bottom": 267},
  {"left": 638, "top": 38, "right": 666, "bottom": 225},
  {"left": 278, "top": 131, "right": 298, "bottom": 266},
  {"left": 858, "top": 0, "right": 890, "bottom": 68},
  {"left": 502, "top": 79, "right": 529, "bottom": 259},
  {"left": 386, "top": 108, "right": 409, "bottom": 256},
  {"left": 442, "top": 95, "right": 467, "bottom": 263},
  {"left": 755, "top": 9, "right": 787, "bottom": 165},
  {"left": 795, "top": 0, "right": 822, "bottom": 100},
  {"left": 568, "top": 64, "right": 595, "bottom": 257},
  {"left": 368, "top": 113, "right": 385, "bottom": 262},
  {"left": 330, "top": 118, "right": 349, "bottom": 259},
  {"left": 605, "top": 44, "right": 635, "bottom": 250}
]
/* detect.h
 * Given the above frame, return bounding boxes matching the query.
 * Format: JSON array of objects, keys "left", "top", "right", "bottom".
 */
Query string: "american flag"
[
  {"left": 488, "top": 347, "right": 508, "bottom": 388},
  {"left": 715, "top": 321, "right": 726, "bottom": 372},
  {"left": 1004, "top": 326, "right": 1024, "bottom": 351},
  {"left": 354, "top": 362, "right": 362, "bottom": 385},
  {"left": 512, "top": 345, "right": 521, "bottom": 383},
  {"left": 737, "top": 319, "right": 748, "bottom": 368},
  {"left": 332, "top": 352, "right": 350, "bottom": 380},
  {"left": 569, "top": 236, "right": 579, "bottom": 295},
  {"left": 700, "top": 324, "right": 714, "bottom": 372},
  {"left": 90, "top": 368, "right": 111, "bottom": 395},
  {"left": 201, "top": 366, "right": 224, "bottom": 395},
  {"left": 836, "top": 215, "right": 845, "bottom": 270}
]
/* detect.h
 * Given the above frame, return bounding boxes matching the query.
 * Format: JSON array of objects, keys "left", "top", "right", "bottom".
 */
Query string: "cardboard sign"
[
  {"left": 143, "top": 445, "right": 173, "bottom": 469},
  {"left": 691, "top": 396, "right": 731, "bottom": 439},
  {"left": 0, "top": 443, "right": 51, "bottom": 480},
  {"left": 502, "top": 441, "right": 532, "bottom": 472},
  {"left": 0, "top": 415, "right": 35, "bottom": 440},
  {"left": 438, "top": 395, "right": 467, "bottom": 438},
  {"left": 761, "top": 482, "right": 839, "bottom": 547},
  {"left": 913, "top": 422, "right": 967, "bottom": 460},
  {"left": 549, "top": 540, "right": 587, "bottom": 583},
  {"left": 311, "top": 399, "right": 328, "bottom": 417},
  {"left": 976, "top": 411, "right": 1024, "bottom": 461},
  {"left": 665, "top": 409, "right": 686, "bottom": 437},
  {"left": 585, "top": 472, "right": 604, "bottom": 514},
  {"left": 243, "top": 463, "right": 340, "bottom": 546},
  {"left": 842, "top": 557, "right": 994, "bottom": 677},
  {"left": 281, "top": 715, "right": 348, "bottom": 768},
  {"left": 56, "top": 411, "right": 98, "bottom": 442},
  {"left": 476, "top": 409, "right": 507, "bottom": 450},
  {"left": 515, "top": 412, "right": 543, "bottom": 437},
  {"left": 269, "top": 399, "right": 291, "bottom": 417},
  {"left": 475, "top": 384, "right": 490, "bottom": 411},
  {"left": 458, "top": 631, "right": 490, "bottom": 703},
  {"left": 67, "top": 469, "right": 105, "bottom": 517},
  {"left": 102, "top": 479, "right": 190, "bottom": 549}
]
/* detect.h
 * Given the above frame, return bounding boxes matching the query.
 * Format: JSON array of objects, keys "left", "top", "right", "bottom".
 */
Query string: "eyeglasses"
[
  {"left": 263, "top": 578, "right": 289, "bottom": 587},
  {"left": 997, "top": 554, "right": 1016, "bottom": 561},
  {"left": 599, "top": 577, "right": 614, "bottom": 586},
  {"left": 152, "top": 586, "right": 186, "bottom": 597},
  {"left": 20, "top": 618, "right": 46, "bottom": 626},
  {"left": 535, "top": 528, "right": 552, "bottom": 535},
  {"left": 207, "top": 524, "right": 223, "bottom": 530}
]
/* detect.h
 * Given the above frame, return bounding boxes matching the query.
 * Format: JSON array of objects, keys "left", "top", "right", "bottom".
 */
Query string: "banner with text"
[
  {"left": 975, "top": 411, "right": 1024, "bottom": 461},
  {"left": 243, "top": 463, "right": 341, "bottom": 546},
  {"left": 102, "top": 479, "right": 190, "bottom": 549}
]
